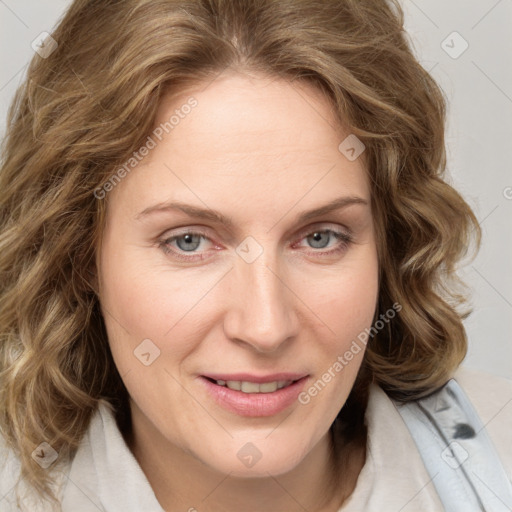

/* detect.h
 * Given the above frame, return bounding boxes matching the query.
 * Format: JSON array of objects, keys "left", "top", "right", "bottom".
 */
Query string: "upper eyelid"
[
  {"left": 162, "top": 223, "right": 351, "bottom": 249},
  {"left": 295, "top": 222, "right": 351, "bottom": 238},
  {"left": 163, "top": 221, "right": 351, "bottom": 240}
]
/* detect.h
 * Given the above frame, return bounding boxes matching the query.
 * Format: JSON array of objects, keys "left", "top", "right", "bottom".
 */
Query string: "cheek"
[
  {"left": 99, "top": 240, "right": 189, "bottom": 336},
  {"left": 97, "top": 239, "right": 172, "bottom": 369},
  {"left": 98, "top": 246, "right": 222, "bottom": 374},
  {"left": 298, "top": 255, "right": 379, "bottom": 348},
  {"left": 296, "top": 267, "right": 378, "bottom": 417}
]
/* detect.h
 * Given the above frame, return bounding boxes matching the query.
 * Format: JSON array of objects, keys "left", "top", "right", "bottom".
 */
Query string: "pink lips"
[{"left": 199, "top": 374, "right": 309, "bottom": 417}]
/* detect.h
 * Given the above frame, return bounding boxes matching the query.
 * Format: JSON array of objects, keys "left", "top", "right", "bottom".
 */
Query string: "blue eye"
[
  {"left": 173, "top": 233, "right": 203, "bottom": 252},
  {"left": 159, "top": 227, "right": 353, "bottom": 262},
  {"left": 304, "top": 230, "right": 348, "bottom": 250},
  {"left": 160, "top": 231, "right": 212, "bottom": 260}
]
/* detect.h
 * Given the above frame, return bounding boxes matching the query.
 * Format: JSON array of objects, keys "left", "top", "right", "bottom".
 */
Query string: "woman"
[{"left": 0, "top": 1, "right": 510, "bottom": 511}]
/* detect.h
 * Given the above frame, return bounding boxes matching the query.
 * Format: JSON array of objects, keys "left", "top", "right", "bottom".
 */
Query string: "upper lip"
[{"left": 202, "top": 372, "right": 309, "bottom": 384}]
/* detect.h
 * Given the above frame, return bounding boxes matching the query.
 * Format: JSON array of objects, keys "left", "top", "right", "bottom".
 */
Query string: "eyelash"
[{"left": 158, "top": 227, "right": 353, "bottom": 262}]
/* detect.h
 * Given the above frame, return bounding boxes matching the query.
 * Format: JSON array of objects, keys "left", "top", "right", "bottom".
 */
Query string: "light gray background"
[{"left": 1, "top": 1, "right": 510, "bottom": 378}]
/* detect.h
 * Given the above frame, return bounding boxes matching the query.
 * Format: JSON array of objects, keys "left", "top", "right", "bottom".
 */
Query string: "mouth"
[{"left": 199, "top": 374, "right": 309, "bottom": 417}]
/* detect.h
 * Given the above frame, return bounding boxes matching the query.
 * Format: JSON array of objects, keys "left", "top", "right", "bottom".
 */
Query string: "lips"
[{"left": 199, "top": 373, "right": 309, "bottom": 417}]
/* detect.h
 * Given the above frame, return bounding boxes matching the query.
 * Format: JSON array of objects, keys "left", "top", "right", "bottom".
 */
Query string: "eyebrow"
[{"left": 136, "top": 195, "right": 369, "bottom": 229}]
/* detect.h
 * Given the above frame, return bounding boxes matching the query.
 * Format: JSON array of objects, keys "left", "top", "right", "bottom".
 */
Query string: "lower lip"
[{"left": 199, "top": 376, "right": 309, "bottom": 417}]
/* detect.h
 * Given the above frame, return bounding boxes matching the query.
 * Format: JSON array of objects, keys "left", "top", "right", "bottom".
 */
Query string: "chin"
[{"left": 199, "top": 441, "right": 309, "bottom": 478}]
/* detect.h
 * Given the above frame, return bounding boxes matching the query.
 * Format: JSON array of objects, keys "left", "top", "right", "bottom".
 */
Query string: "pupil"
[
  {"left": 309, "top": 231, "right": 328, "bottom": 249},
  {"left": 177, "top": 234, "right": 201, "bottom": 251}
]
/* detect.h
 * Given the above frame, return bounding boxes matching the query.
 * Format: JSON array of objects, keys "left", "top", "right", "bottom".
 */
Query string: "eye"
[
  {"left": 159, "top": 226, "right": 353, "bottom": 262},
  {"left": 171, "top": 233, "right": 203, "bottom": 252},
  {"left": 159, "top": 230, "right": 215, "bottom": 262},
  {"left": 294, "top": 228, "right": 353, "bottom": 257}
]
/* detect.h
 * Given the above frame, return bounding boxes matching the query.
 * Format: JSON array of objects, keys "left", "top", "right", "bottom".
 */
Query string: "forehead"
[
  {"left": 155, "top": 72, "right": 354, "bottom": 165},
  {"left": 108, "top": 71, "right": 370, "bottom": 216}
]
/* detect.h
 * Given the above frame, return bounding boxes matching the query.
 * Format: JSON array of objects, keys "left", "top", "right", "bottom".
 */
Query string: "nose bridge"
[{"left": 223, "top": 241, "right": 298, "bottom": 352}]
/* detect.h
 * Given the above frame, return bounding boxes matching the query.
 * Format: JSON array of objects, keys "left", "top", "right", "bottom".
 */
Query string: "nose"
[{"left": 222, "top": 250, "right": 300, "bottom": 353}]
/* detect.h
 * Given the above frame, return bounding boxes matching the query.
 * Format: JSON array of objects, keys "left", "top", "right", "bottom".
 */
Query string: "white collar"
[
  {"left": 59, "top": 385, "right": 443, "bottom": 511},
  {"left": 61, "top": 400, "right": 164, "bottom": 511}
]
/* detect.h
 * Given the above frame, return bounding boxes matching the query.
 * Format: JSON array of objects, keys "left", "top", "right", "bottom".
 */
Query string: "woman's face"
[{"left": 97, "top": 71, "right": 379, "bottom": 477}]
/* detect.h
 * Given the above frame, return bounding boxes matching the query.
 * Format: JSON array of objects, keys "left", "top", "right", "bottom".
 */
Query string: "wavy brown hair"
[{"left": 0, "top": 0, "right": 481, "bottom": 509}]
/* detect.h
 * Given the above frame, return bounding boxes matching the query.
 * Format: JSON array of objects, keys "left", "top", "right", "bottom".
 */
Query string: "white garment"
[{"left": 1, "top": 365, "right": 511, "bottom": 511}]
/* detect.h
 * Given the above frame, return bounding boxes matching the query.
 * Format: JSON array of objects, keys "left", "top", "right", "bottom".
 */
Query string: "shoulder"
[
  {"left": 452, "top": 365, "right": 512, "bottom": 477},
  {"left": 452, "top": 365, "right": 512, "bottom": 409},
  {"left": 452, "top": 365, "right": 512, "bottom": 428},
  {"left": 0, "top": 423, "right": 78, "bottom": 511}
]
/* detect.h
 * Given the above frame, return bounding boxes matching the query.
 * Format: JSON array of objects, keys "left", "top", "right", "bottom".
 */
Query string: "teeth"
[
  {"left": 226, "top": 380, "right": 241, "bottom": 391},
  {"left": 258, "top": 381, "right": 278, "bottom": 393},
  {"left": 217, "top": 380, "right": 293, "bottom": 393},
  {"left": 241, "top": 381, "right": 260, "bottom": 393}
]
